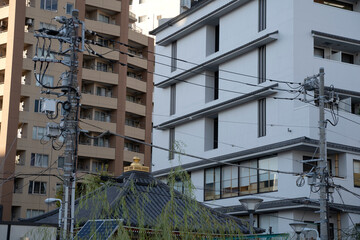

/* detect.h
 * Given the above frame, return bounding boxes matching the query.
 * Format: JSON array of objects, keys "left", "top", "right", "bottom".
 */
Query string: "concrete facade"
[
  {"left": 0, "top": 0, "right": 153, "bottom": 221},
  {"left": 151, "top": 0, "right": 360, "bottom": 238}
]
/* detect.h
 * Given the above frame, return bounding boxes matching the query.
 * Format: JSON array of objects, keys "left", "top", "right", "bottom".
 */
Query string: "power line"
[{"left": 79, "top": 119, "right": 302, "bottom": 176}]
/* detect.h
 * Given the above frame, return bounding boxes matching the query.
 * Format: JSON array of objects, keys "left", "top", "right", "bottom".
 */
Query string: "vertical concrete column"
[
  {"left": 0, "top": 0, "right": 25, "bottom": 221},
  {"left": 144, "top": 37, "right": 154, "bottom": 170},
  {"left": 114, "top": 0, "right": 130, "bottom": 175}
]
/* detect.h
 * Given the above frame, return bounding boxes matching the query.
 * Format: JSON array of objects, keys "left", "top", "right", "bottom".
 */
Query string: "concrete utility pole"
[
  {"left": 318, "top": 67, "right": 328, "bottom": 240},
  {"left": 33, "top": 9, "right": 84, "bottom": 239},
  {"left": 63, "top": 9, "right": 81, "bottom": 239}
]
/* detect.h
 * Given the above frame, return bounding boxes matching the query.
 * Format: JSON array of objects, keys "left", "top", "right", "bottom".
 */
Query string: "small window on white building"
[
  {"left": 171, "top": 41, "right": 177, "bottom": 72},
  {"left": 170, "top": 84, "right": 176, "bottom": 115},
  {"left": 258, "top": 46, "right": 266, "bottom": 83},
  {"left": 169, "top": 128, "right": 175, "bottom": 160},
  {"left": 314, "top": 47, "right": 325, "bottom": 58},
  {"left": 354, "top": 160, "right": 360, "bottom": 187},
  {"left": 205, "top": 70, "right": 219, "bottom": 102},
  {"left": 205, "top": 115, "right": 218, "bottom": 151},
  {"left": 258, "top": 0, "right": 266, "bottom": 31},
  {"left": 258, "top": 98, "right": 266, "bottom": 137}
]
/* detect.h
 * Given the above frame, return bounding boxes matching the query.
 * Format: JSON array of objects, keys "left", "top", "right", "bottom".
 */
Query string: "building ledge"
[
  {"left": 156, "top": 31, "right": 279, "bottom": 88},
  {"left": 152, "top": 0, "right": 253, "bottom": 46},
  {"left": 154, "top": 83, "right": 278, "bottom": 130}
]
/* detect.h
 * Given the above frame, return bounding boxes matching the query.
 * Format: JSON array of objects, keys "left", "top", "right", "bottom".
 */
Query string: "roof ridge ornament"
[{"left": 124, "top": 156, "right": 149, "bottom": 173}]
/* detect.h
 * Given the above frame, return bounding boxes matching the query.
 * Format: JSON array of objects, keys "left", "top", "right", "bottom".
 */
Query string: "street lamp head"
[
  {"left": 239, "top": 197, "right": 263, "bottom": 212},
  {"left": 45, "top": 198, "right": 62, "bottom": 204},
  {"left": 289, "top": 222, "right": 307, "bottom": 234}
]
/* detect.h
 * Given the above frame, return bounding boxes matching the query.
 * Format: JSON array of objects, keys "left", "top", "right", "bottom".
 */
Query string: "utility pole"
[
  {"left": 33, "top": 9, "right": 84, "bottom": 240},
  {"left": 318, "top": 67, "right": 328, "bottom": 240},
  {"left": 63, "top": 9, "right": 81, "bottom": 239}
]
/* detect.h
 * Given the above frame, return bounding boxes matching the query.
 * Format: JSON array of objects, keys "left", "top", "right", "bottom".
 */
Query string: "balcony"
[
  {"left": 79, "top": 118, "right": 116, "bottom": 132},
  {"left": 0, "top": 5, "right": 9, "bottom": 19},
  {"left": 84, "top": 44, "right": 119, "bottom": 60},
  {"left": 23, "top": 58, "right": 33, "bottom": 71},
  {"left": 85, "top": 19, "right": 120, "bottom": 37},
  {"left": 82, "top": 68, "right": 119, "bottom": 85},
  {"left": 0, "top": 57, "right": 5, "bottom": 70},
  {"left": 126, "top": 76, "right": 146, "bottom": 92},
  {"left": 126, "top": 101, "right": 146, "bottom": 116},
  {"left": 128, "top": 29, "right": 148, "bottom": 46},
  {"left": 78, "top": 144, "right": 115, "bottom": 159},
  {"left": 125, "top": 125, "right": 145, "bottom": 140},
  {"left": 124, "top": 149, "right": 144, "bottom": 164},
  {"left": 24, "top": 32, "right": 36, "bottom": 45},
  {"left": 81, "top": 93, "right": 117, "bottom": 109},
  {"left": 86, "top": 0, "right": 121, "bottom": 12},
  {"left": 127, "top": 56, "right": 147, "bottom": 69},
  {"left": 0, "top": 31, "right": 6, "bottom": 44}
]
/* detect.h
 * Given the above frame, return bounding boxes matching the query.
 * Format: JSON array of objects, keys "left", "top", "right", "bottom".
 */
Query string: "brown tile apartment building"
[{"left": 0, "top": 0, "right": 153, "bottom": 221}]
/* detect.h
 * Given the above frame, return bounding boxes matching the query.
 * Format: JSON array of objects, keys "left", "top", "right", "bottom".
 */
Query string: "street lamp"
[
  {"left": 45, "top": 198, "right": 63, "bottom": 237},
  {"left": 289, "top": 222, "right": 307, "bottom": 240},
  {"left": 239, "top": 197, "right": 263, "bottom": 234}
]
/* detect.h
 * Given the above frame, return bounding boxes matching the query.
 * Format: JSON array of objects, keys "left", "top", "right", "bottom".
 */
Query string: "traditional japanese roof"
[{"left": 23, "top": 170, "right": 257, "bottom": 234}]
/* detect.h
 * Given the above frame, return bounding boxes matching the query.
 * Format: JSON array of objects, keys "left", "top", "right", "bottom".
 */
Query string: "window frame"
[
  {"left": 28, "top": 181, "right": 47, "bottom": 195},
  {"left": 30, "top": 153, "right": 49, "bottom": 168},
  {"left": 40, "top": 0, "right": 58, "bottom": 12},
  {"left": 66, "top": 3, "right": 74, "bottom": 15}
]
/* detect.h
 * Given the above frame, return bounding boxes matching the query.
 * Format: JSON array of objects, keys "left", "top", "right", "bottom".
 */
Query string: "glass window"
[
  {"left": 221, "top": 165, "right": 238, "bottom": 198},
  {"left": 258, "top": 157, "right": 278, "bottom": 193},
  {"left": 99, "top": 14, "right": 110, "bottom": 24},
  {"left": 66, "top": 3, "right": 73, "bottom": 15},
  {"left": 36, "top": 74, "right": 54, "bottom": 87},
  {"left": 354, "top": 160, "right": 360, "bottom": 187},
  {"left": 314, "top": 0, "right": 353, "bottom": 11},
  {"left": 342, "top": 53, "right": 354, "bottom": 64},
  {"left": 239, "top": 160, "right": 258, "bottom": 195},
  {"left": 30, "top": 153, "right": 49, "bottom": 168},
  {"left": 28, "top": 181, "right": 47, "bottom": 194},
  {"left": 32, "top": 126, "right": 49, "bottom": 140},
  {"left": 40, "top": 0, "right": 58, "bottom": 11},
  {"left": 138, "top": 15, "right": 147, "bottom": 23},
  {"left": 26, "top": 209, "right": 45, "bottom": 218},
  {"left": 314, "top": 47, "right": 325, "bottom": 58},
  {"left": 58, "top": 156, "right": 64, "bottom": 169},
  {"left": 204, "top": 167, "right": 221, "bottom": 200}
]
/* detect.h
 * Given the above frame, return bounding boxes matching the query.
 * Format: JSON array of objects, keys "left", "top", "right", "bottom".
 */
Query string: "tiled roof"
[{"left": 23, "top": 171, "right": 256, "bottom": 234}]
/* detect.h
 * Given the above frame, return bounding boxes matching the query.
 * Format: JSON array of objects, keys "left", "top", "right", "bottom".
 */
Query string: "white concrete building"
[{"left": 151, "top": 0, "right": 360, "bottom": 238}]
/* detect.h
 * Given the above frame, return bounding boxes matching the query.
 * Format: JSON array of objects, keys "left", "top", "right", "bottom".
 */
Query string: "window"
[
  {"left": 32, "top": 126, "right": 48, "bottom": 140},
  {"left": 30, "top": 153, "right": 49, "bottom": 168},
  {"left": 314, "top": 47, "right": 325, "bottom": 58},
  {"left": 92, "top": 161, "right": 105, "bottom": 172},
  {"left": 171, "top": 41, "right": 177, "bottom": 72},
  {"left": 303, "top": 156, "right": 333, "bottom": 175},
  {"left": 94, "top": 137, "right": 109, "bottom": 147},
  {"left": 239, "top": 160, "right": 258, "bottom": 195},
  {"left": 314, "top": 0, "right": 353, "bottom": 11},
  {"left": 205, "top": 116, "right": 219, "bottom": 151},
  {"left": 39, "top": 22, "right": 57, "bottom": 30},
  {"left": 36, "top": 74, "right": 54, "bottom": 87},
  {"left": 97, "top": 62, "right": 112, "bottom": 72},
  {"left": 259, "top": 156, "right": 278, "bottom": 192},
  {"left": 342, "top": 52, "right": 354, "bottom": 64},
  {"left": 125, "top": 142, "right": 140, "bottom": 152},
  {"left": 40, "top": 0, "right": 58, "bottom": 11},
  {"left": 138, "top": 15, "right": 147, "bottom": 23},
  {"left": 28, "top": 181, "right": 47, "bottom": 194},
  {"left": 205, "top": 167, "right": 221, "bottom": 200},
  {"left": 169, "top": 128, "right": 175, "bottom": 160},
  {"left": 204, "top": 156, "right": 278, "bottom": 201},
  {"left": 213, "top": 117, "right": 218, "bottom": 149},
  {"left": 258, "top": 46, "right": 266, "bottom": 83},
  {"left": 26, "top": 209, "right": 45, "bottom": 218},
  {"left": 214, "top": 71, "right": 219, "bottom": 100},
  {"left": 354, "top": 160, "right": 360, "bottom": 187},
  {"left": 34, "top": 99, "right": 43, "bottom": 113},
  {"left": 170, "top": 84, "right": 176, "bottom": 115},
  {"left": 99, "top": 14, "right": 110, "bottom": 24},
  {"left": 66, "top": 3, "right": 73, "bottom": 15},
  {"left": 258, "top": 0, "right": 266, "bottom": 31},
  {"left": 258, "top": 98, "right": 266, "bottom": 137},
  {"left": 215, "top": 24, "right": 219, "bottom": 52},
  {"left": 58, "top": 156, "right": 64, "bottom": 169},
  {"left": 221, "top": 166, "right": 238, "bottom": 198}
]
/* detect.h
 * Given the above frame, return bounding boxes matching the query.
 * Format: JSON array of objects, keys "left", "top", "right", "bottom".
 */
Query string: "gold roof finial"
[{"left": 124, "top": 156, "right": 149, "bottom": 173}]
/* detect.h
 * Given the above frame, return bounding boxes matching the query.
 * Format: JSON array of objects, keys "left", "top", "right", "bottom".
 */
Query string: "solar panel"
[
  {"left": 75, "top": 219, "right": 121, "bottom": 240},
  {"left": 75, "top": 220, "right": 103, "bottom": 240},
  {"left": 93, "top": 220, "right": 119, "bottom": 240}
]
